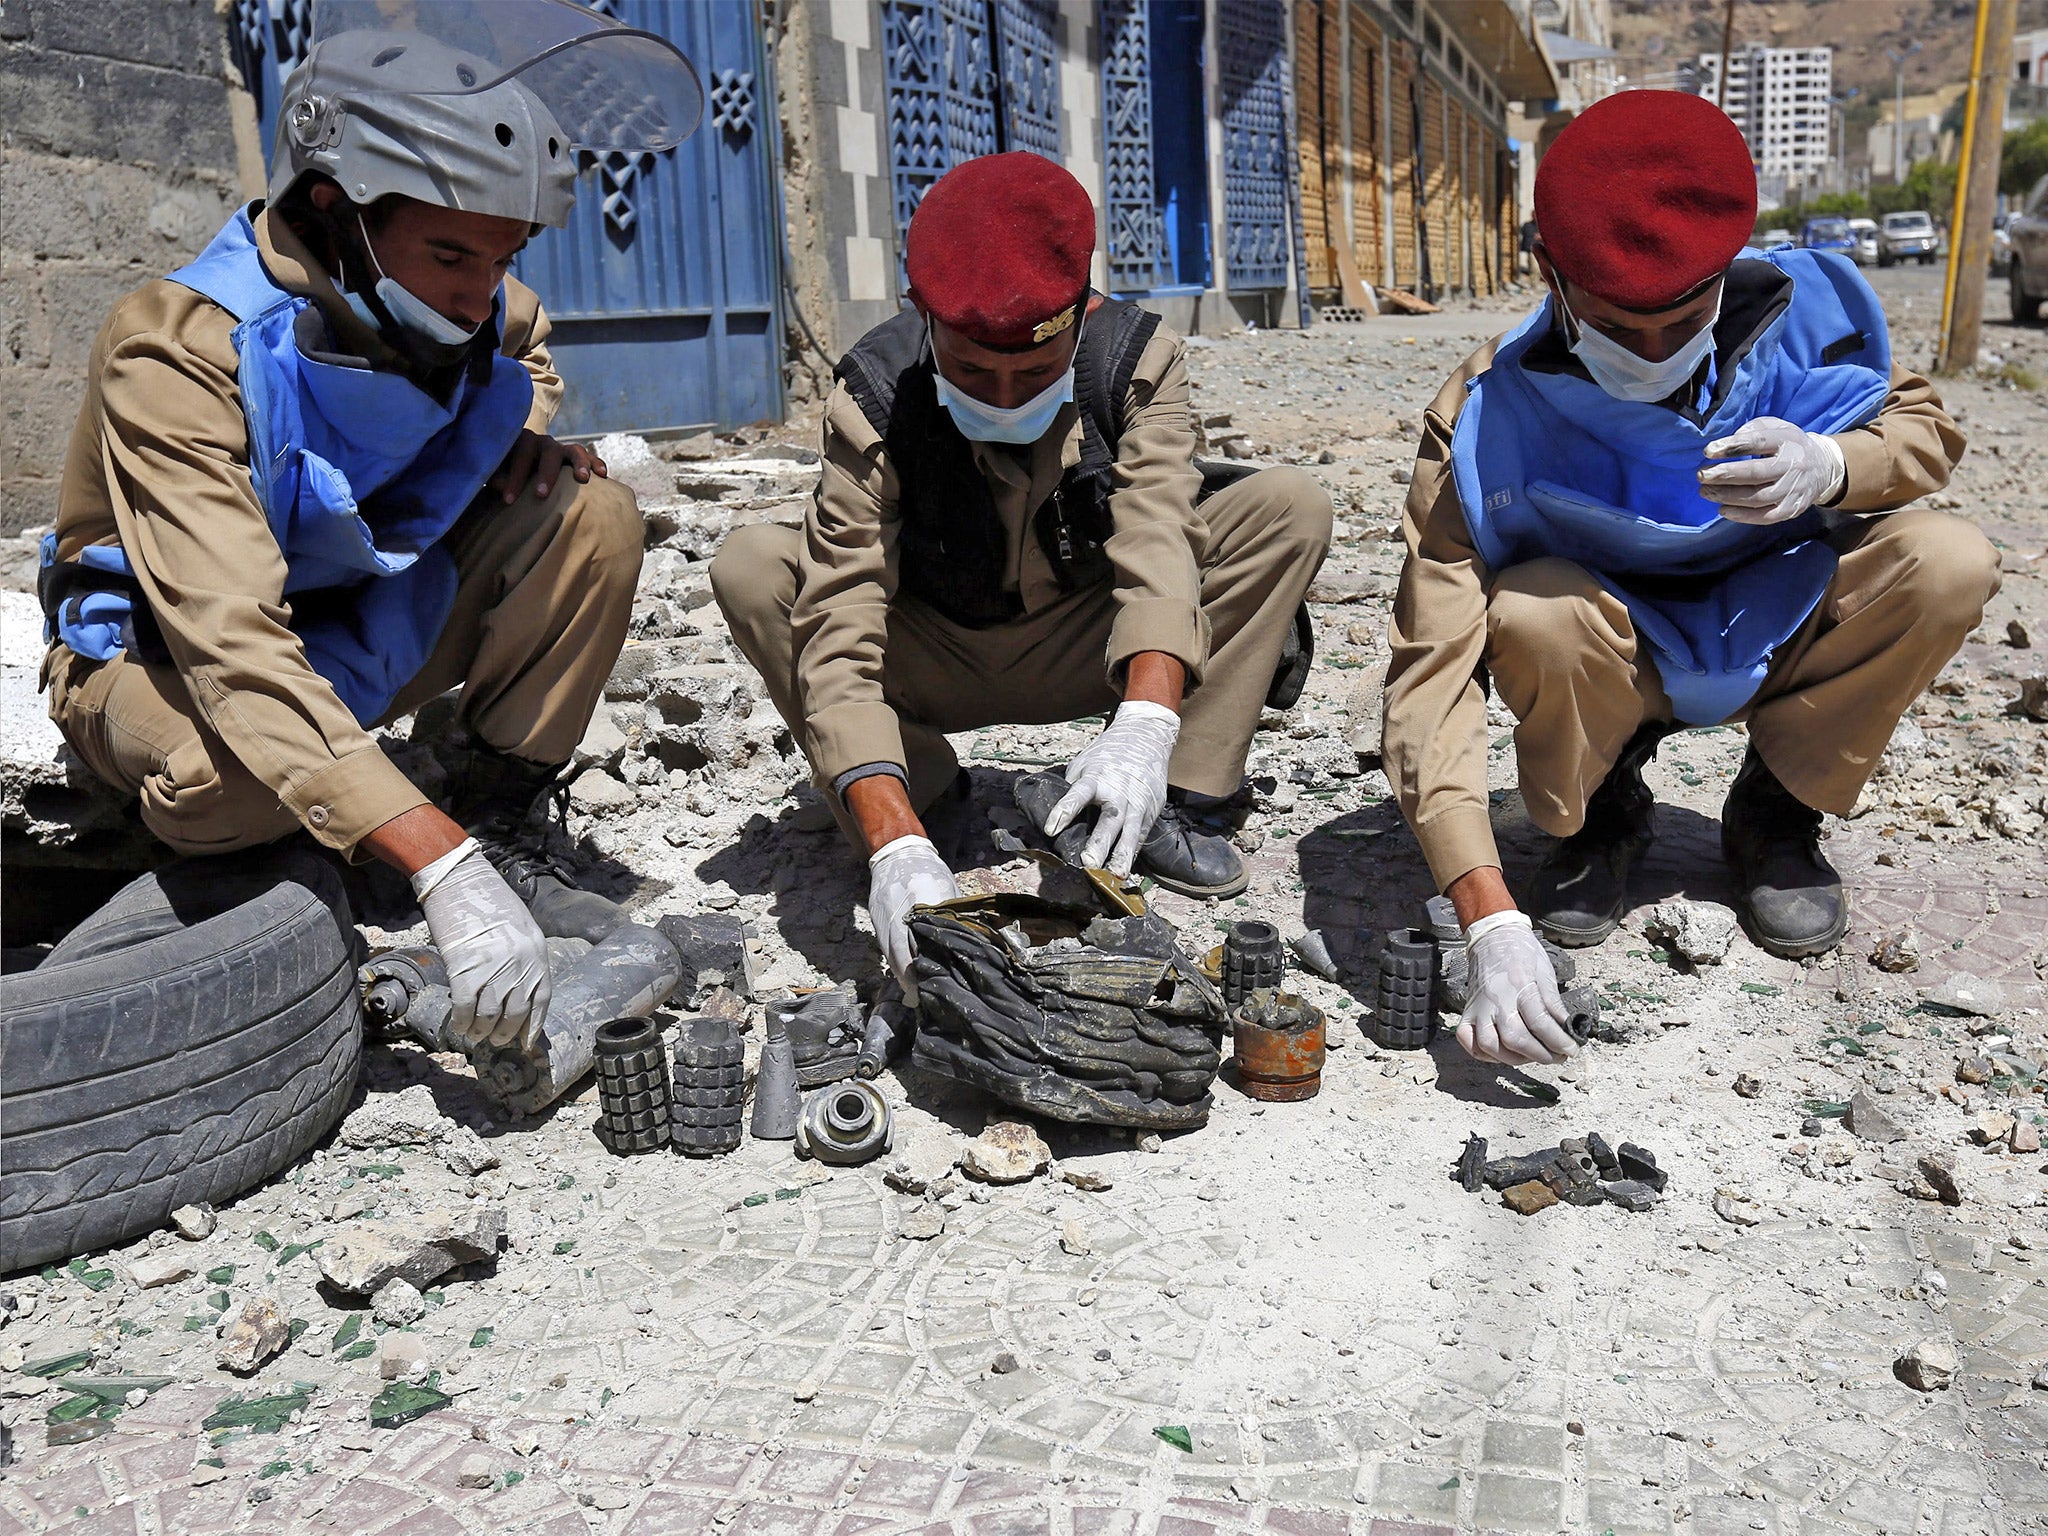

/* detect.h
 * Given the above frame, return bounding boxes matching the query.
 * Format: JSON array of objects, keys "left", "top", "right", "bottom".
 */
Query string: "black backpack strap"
[
  {"left": 834, "top": 307, "right": 929, "bottom": 440},
  {"left": 1074, "top": 297, "right": 1163, "bottom": 454}
]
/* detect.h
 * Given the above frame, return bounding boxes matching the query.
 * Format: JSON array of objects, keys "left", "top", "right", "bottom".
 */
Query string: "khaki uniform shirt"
[
  {"left": 44, "top": 205, "right": 562, "bottom": 854},
  {"left": 794, "top": 325, "right": 1206, "bottom": 783},
  {"left": 1383, "top": 342, "right": 1966, "bottom": 892}
]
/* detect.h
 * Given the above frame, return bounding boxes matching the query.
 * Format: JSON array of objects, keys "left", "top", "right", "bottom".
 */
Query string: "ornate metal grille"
[
  {"left": 228, "top": 0, "right": 315, "bottom": 164},
  {"left": 709, "top": 67, "right": 756, "bottom": 141},
  {"left": 1099, "top": 0, "right": 1164, "bottom": 292},
  {"left": 1216, "top": 0, "right": 1292, "bottom": 292},
  {"left": 991, "top": 0, "right": 1061, "bottom": 158},
  {"left": 882, "top": 0, "right": 1001, "bottom": 252}
]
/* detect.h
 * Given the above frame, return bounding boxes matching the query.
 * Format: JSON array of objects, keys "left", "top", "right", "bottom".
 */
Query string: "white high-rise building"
[{"left": 1697, "top": 45, "right": 1834, "bottom": 179}]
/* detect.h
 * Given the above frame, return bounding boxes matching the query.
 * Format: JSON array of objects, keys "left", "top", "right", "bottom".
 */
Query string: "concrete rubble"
[{"left": 3, "top": 266, "right": 2046, "bottom": 1527}]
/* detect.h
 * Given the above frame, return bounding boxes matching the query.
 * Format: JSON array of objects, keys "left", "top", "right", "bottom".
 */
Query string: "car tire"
[
  {"left": 1, "top": 845, "right": 363, "bottom": 1271},
  {"left": 2016, "top": 262, "right": 2044, "bottom": 324}
]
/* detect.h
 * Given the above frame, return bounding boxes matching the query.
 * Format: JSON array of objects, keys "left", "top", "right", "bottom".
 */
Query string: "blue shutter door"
[
  {"left": 514, "top": 0, "right": 784, "bottom": 436},
  {"left": 1216, "top": 0, "right": 1292, "bottom": 292},
  {"left": 1100, "top": 0, "right": 1165, "bottom": 294}
]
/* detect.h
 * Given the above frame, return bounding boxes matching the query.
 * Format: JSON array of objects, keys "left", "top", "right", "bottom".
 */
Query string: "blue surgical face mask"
[
  {"left": 929, "top": 321, "right": 1078, "bottom": 444},
  {"left": 345, "top": 215, "right": 486, "bottom": 349},
  {"left": 1555, "top": 284, "right": 1721, "bottom": 404}
]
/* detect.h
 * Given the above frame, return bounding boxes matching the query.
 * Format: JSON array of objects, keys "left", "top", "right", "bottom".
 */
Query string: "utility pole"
[
  {"left": 1937, "top": 0, "right": 2018, "bottom": 373},
  {"left": 1715, "top": 0, "right": 1739, "bottom": 132},
  {"left": 1884, "top": 40, "right": 1921, "bottom": 184}
]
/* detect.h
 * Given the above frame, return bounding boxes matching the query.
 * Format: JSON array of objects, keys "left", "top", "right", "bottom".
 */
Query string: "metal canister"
[{"left": 1229, "top": 991, "right": 1327, "bottom": 1102}]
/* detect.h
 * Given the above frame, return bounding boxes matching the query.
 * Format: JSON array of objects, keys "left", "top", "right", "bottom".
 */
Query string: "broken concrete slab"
[
  {"left": 959, "top": 1122, "right": 1052, "bottom": 1185},
  {"left": 338, "top": 1085, "right": 450, "bottom": 1150},
  {"left": 217, "top": 1297, "right": 290, "bottom": 1375},
  {"left": 316, "top": 1207, "right": 507, "bottom": 1295}
]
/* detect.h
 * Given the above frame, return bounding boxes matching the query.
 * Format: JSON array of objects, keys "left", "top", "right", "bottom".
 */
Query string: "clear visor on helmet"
[{"left": 311, "top": 0, "right": 703, "bottom": 152}]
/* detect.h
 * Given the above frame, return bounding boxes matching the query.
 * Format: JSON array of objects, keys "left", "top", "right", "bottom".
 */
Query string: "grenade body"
[
  {"left": 1221, "top": 920, "right": 1285, "bottom": 1010},
  {"left": 594, "top": 1017, "right": 671, "bottom": 1154},
  {"left": 1370, "top": 927, "right": 1439, "bottom": 1050},
  {"left": 670, "top": 1015, "right": 745, "bottom": 1156}
]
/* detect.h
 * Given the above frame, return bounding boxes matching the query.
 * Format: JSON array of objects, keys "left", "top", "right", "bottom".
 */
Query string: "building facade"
[
  {"left": 780, "top": 0, "right": 1557, "bottom": 360},
  {"left": 1698, "top": 44, "right": 1833, "bottom": 183}
]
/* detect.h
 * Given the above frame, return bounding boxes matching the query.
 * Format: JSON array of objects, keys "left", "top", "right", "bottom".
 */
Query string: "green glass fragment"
[
  {"left": 205, "top": 1265, "right": 236, "bottom": 1285},
  {"left": 555, "top": 1174, "right": 575, "bottom": 1190},
  {"left": 339, "top": 1341, "right": 376, "bottom": 1362},
  {"left": 202, "top": 1385, "right": 312, "bottom": 1435},
  {"left": 259, "top": 1459, "right": 290, "bottom": 1479},
  {"left": 47, "top": 1394, "right": 104, "bottom": 1425},
  {"left": 1152, "top": 1424, "right": 1193, "bottom": 1452},
  {"left": 207, "top": 1290, "right": 231, "bottom": 1312},
  {"left": 1739, "top": 983, "right": 1780, "bottom": 997},
  {"left": 24, "top": 1350, "right": 94, "bottom": 1378},
  {"left": 278, "top": 1240, "right": 324, "bottom": 1265},
  {"left": 552, "top": 1240, "right": 576, "bottom": 1255},
  {"left": 742, "top": 1194, "right": 768, "bottom": 1208},
  {"left": 183, "top": 1316, "right": 211, "bottom": 1332},
  {"left": 774, "top": 1187, "right": 800, "bottom": 1201},
  {"left": 422, "top": 1291, "right": 446, "bottom": 1307},
  {"left": 253, "top": 1231, "right": 280, "bottom": 1252},
  {"left": 288, "top": 1319, "right": 310, "bottom": 1342},
  {"left": 368, "top": 1380, "right": 450, "bottom": 1429},
  {"left": 357, "top": 1164, "right": 402, "bottom": 1179},
  {"left": 1439, "top": 1475, "right": 1461, "bottom": 1490},
  {"left": 470, "top": 1327, "right": 493, "bottom": 1349},
  {"left": 333, "top": 1315, "right": 362, "bottom": 1348}
]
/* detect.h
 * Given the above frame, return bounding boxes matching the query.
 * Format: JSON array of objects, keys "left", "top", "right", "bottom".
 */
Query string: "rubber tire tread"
[{"left": 1, "top": 847, "right": 362, "bottom": 1273}]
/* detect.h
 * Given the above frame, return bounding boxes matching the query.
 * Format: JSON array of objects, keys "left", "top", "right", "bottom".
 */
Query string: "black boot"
[
  {"left": 1011, "top": 775, "right": 1247, "bottom": 900},
  {"left": 445, "top": 745, "right": 626, "bottom": 944},
  {"left": 1132, "top": 791, "right": 1247, "bottom": 900},
  {"left": 1523, "top": 722, "right": 1666, "bottom": 948},
  {"left": 1721, "top": 746, "right": 1847, "bottom": 958}
]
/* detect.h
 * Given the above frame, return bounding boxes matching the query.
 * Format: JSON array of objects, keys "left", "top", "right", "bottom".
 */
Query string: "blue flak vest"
[
  {"left": 1450, "top": 247, "right": 1893, "bottom": 725},
  {"left": 47, "top": 206, "right": 532, "bottom": 724}
]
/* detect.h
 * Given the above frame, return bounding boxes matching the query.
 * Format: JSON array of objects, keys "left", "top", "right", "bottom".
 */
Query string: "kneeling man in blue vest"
[
  {"left": 38, "top": 17, "right": 702, "bottom": 1049},
  {"left": 713, "top": 154, "right": 1335, "bottom": 997},
  {"left": 1382, "top": 93, "right": 1999, "bottom": 1068}
]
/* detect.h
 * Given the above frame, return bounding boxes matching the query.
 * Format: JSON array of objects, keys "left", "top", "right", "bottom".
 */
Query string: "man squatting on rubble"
[
  {"left": 1383, "top": 92, "right": 1999, "bottom": 1068},
  {"left": 37, "top": 26, "right": 663, "bottom": 1048},
  {"left": 712, "top": 153, "right": 1334, "bottom": 998}
]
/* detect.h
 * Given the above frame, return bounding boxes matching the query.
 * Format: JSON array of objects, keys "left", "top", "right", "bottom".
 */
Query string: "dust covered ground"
[{"left": 3, "top": 264, "right": 2047, "bottom": 1535}]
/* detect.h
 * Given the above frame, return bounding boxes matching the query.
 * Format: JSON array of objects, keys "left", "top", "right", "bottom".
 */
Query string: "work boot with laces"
[
  {"left": 1132, "top": 791, "right": 1248, "bottom": 900},
  {"left": 1012, "top": 774, "right": 1248, "bottom": 900},
  {"left": 1720, "top": 746, "right": 1847, "bottom": 958},
  {"left": 445, "top": 745, "right": 625, "bottom": 944},
  {"left": 1523, "top": 722, "right": 1667, "bottom": 948}
]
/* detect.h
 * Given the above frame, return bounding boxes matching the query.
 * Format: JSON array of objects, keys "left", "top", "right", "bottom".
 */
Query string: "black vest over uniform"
[{"left": 835, "top": 296, "right": 1162, "bottom": 629}]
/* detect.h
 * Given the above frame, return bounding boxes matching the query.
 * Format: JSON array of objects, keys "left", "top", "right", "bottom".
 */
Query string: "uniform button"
[{"left": 307, "top": 805, "right": 330, "bottom": 828}]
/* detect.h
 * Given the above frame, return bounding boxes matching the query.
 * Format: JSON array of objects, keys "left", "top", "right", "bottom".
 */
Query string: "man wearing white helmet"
[{"left": 38, "top": 6, "right": 702, "bottom": 1051}]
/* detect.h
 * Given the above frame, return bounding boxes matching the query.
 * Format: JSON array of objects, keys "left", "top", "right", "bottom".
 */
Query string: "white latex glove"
[
  {"left": 867, "top": 834, "right": 960, "bottom": 1000},
  {"left": 1042, "top": 700, "right": 1181, "bottom": 878},
  {"left": 1697, "top": 416, "right": 1846, "bottom": 525},
  {"left": 411, "top": 838, "right": 551, "bottom": 1050},
  {"left": 1457, "top": 911, "right": 1579, "bottom": 1067}
]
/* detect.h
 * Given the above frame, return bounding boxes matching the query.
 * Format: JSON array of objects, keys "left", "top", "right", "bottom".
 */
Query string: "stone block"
[
  {"left": 31, "top": 0, "right": 222, "bottom": 71},
  {"left": 0, "top": 52, "right": 235, "bottom": 173},
  {"left": 0, "top": 263, "right": 49, "bottom": 366},
  {"left": 2, "top": 366, "right": 84, "bottom": 483}
]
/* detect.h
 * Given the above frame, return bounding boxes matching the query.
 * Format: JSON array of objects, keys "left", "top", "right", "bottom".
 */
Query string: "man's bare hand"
[{"left": 490, "top": 429, "right": 607, "bottom": 505}]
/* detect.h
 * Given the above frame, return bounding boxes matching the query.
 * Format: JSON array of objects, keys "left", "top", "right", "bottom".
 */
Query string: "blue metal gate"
[
  {"left": 882, "top": 0, "right": 1061, "bottom": 281},
  {"left": 1099, "top": 0, "right": 1163, "bottom": 293},
  {"left": 226, "top": 0, "right": 783, "bottom": 438},
  {"left": 1215, "top": 0, "right": 1293, "bottom": 293},
  {"left": 1100, "top": 0, "right": 1212, "bottom": 297}
]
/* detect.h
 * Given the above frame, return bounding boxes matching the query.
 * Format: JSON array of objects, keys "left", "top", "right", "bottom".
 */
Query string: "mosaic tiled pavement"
[{"left": 6, "top": 1130, "right": 2048, "bottom": 1535}]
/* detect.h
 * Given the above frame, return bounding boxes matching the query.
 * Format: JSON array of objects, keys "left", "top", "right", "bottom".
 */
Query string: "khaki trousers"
[
  {"left": 1486, "top": 508, "right": 2002, "bottom": 835},
  {"left": 712, "top": 466, "right": 1333, "bottom": 815},
  {"left": 47, "top": 474, "right": 642, "bottom": 856}
]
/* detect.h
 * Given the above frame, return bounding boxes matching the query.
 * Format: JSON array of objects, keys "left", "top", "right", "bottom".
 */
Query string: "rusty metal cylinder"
[{"left": 1229, "top": 991, "right": 1327, "bottom": 1102}]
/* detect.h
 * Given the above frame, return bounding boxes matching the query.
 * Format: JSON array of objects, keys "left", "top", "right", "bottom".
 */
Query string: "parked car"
[
  {"left": 1991, "top": 210, "right": 2014, "bottom": 273},
  {"left": 1877, "top": 211, "right": 1938, "bottom": 266},
  {"left": 1799, "top": 216, "right": 1857, "bottom": 258},
  {"left": 2010, "top": 174, "right": 2048, "bottom": 322},
  {"left": 1755, "top": 227, "right": 1796, "bottom": 251},
  {"left": 1848, "top": 217, "right": 1879, "bottom": 265}
]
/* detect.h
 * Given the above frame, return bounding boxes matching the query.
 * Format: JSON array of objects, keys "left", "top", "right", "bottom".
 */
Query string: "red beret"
[
  {"left": 906, "top": 152, "right": 1095, "bottom": 349},
  {"left": 1534, "top": 91, "right": 1757, "bottom": 311}
]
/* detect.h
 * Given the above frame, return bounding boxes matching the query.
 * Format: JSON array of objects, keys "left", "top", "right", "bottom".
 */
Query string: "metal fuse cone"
[{"left": 750, "top": 1010, "right": 802, "bottom": 1141}]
